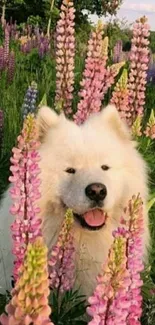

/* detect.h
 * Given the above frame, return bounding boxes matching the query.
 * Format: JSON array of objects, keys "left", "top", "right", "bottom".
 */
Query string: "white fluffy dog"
[{"left": 0, "top": 105, "right": 149, "bottom": 296}]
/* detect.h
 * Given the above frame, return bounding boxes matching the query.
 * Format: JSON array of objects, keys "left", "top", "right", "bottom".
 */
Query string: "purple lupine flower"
[
  {"left": 9, "top": 21, "right": 17, "bottom": 39},
  {"left": 113, "top": 40, "right": 123, "bottom": 63},
  {"left": 0, "top": 47, "right": 4, "bottom": 71},
  {"left": 21, "top": 81, "right": 38, "bottom": 119},
  {"left": 147, "top": 64, "right": 155, "bottom": 83},
  {"left": 7, "top": 50, "right": 15, "bottom": 83},
  {"left": 38, "top": 42, "right": 45, "bottom": 58},
  {"left": 0, "top": 110, "right": 4, "bottom": 157},
  {"left": 38, "top": 37, "right": 50, "bottom": 58}
]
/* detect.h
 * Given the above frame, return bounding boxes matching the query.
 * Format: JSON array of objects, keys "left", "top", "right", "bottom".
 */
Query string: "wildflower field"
[{"left": 0, "top": 0, "right": 155, "bottom": 324}]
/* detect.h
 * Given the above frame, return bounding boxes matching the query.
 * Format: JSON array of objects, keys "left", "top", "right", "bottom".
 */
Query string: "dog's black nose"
[{"left": 85, "top": 183, "right": 107, "bottom": 201}]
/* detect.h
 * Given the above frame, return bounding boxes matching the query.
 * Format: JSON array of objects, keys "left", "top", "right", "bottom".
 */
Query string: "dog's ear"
[
  {"left": 102, "top": 104, "right": 131, "bottom": 141},
  {"left": 36, "top": 106, "right": 59, "bottom": 142}
]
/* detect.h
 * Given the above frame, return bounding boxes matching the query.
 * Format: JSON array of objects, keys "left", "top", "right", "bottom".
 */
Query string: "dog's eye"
[
  {"left": 101, "top": 165, "right": 110, "bottom": 171},
  {"left": 65, "top": 168, "right": 76, "bottom": 174}
]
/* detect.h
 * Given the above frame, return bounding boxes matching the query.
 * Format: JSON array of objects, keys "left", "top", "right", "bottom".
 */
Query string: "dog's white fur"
[{"left": 0, "top": 105, "right": 149, "bottom": 296}]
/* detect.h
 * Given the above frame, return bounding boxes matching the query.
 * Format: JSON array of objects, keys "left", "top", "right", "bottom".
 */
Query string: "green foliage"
[
  {"left": 0, "top": 292, "right": 11, "bottom": 315},
  {"left": 141, "top": 270, "right": 155, "bottom": 325},
  {"left": 0, "top": 154, "right": 10, "bottom": 199},
  {"left": 104, "top": 19, "right": 132, "bottom": 53},
  {"left": 135, "top": 131, "right": 155, "bottom": 288},
  {"left": 27, "top": 15, "right": 43, "bottom": 27},
  {"left": 3, "top": 0, "right": 125, "bottom": 28},
  {"left": 149, "top": 31, "right": 155, "bottom": 53},
  {"left": 50, "top": 289, "right": 87, "bottom": 324}
]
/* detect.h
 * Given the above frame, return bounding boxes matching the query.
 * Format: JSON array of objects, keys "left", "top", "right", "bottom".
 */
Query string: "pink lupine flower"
[
  {"left": 3, "top": 26, "right": 10, "bottom": 66},
  {"left": 0, "top": 237, "right": 54, "bottom": 325},
  {"left": 87, "top": 228, "right": 130, "bottom": 324},
  {"left": 127, "top": 16, "right": 150, "bottom": 124},
  {"left": 74, "top": 21, "right": 125, "bottom": 125},
  {"left": 144, "top": 109, "right": 155, "bottom": 139},
  {"left": 87, "top": 195, "right": 144, "bottom": 325},
  {"left": 9, "top": 114, "right": 42, "bottom": 280},
  {"left": 113, "top": 40, "right": 123, "bottom": 63},
  {"left": 110, "top": 68, "right": 131, "bottom": 124},
  {"left": 49, "top": 209, "right": 75, "bottom": 293},
  {"left": 55, "top": 0, "right": 75, "bottom": 115},
  {"left": 123, "top": 196, "right": 144, "bottom": 324},
  {"left": 101, "top": 61, "right": 125, "bottom": 100},
  {"left": 73, "top": 22, "right": 107, "bottom": 124}
]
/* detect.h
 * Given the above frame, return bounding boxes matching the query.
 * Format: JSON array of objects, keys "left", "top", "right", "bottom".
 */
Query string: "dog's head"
[{"left": 37, "top": 105, "right": 147, "bottom": 231}]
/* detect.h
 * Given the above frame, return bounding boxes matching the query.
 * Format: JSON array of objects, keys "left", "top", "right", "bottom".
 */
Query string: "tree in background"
[{"left": 0, "top": 0, "right": 124, "bottom": 28}]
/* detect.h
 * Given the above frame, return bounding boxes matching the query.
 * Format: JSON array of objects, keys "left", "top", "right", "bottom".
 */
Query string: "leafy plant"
[{"left": 50, "top": 289, "right": 87, "bottom": 325}]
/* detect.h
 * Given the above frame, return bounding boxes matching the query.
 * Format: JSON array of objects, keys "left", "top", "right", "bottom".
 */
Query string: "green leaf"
[
  {"left": 147, "top": 196, "right": 155, "bottom": 212},
  {"left": 38, "top": 93, "right": 47, "bottom": 108},
  {"left": 61, "top": 300, "right": 87, "bottom": 320}
]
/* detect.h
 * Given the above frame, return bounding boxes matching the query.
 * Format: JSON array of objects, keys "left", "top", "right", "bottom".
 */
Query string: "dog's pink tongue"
[{"left": 83, "top": 209, "right": 106, "bottom": 227}]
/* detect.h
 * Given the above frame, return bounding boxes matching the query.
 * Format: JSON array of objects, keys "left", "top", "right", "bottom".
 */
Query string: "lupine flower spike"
[
  {"left": 21, "top": 82, "right": 38, "bottom": 119},
  {"left": 87, "top": 195, "right": 144, "bottom": 325},
  {"left": 74, "top": 21, "right": 125, "bottom": 125},
  {"left": 110, "top": 68, "right": 130, "bottom": 124},
  {"left": 49, "top": 209, "right": 75, "bottom": 293},
  {"left": 55, "top": 0, "right": 76, "bottom": 115},
  {"left": 9, "top": 114, "right": 41, "bottom": 280},
  {"left": 123, "top": 195, "right": 144, "bottom": 325},
  {"left": 0, "top": 237, "right": 54, "bottom": 325},
  {"left": 128, "top": 16, "right": 150, "bottom": 124},
  {"left": 87, "top": 227, "right": 130, "bottom": 325},
  {"left": 7, "top": 50, "right": 15, "bottom": 83},
  {"left": 3, "top": 26, "right": 10, "bottom": 66},
  {"left": 113, "top": 40, "right": 123, "bottom": 63},
  {"left": 74, "top": 21, "right": 106, "bottom": 124}
]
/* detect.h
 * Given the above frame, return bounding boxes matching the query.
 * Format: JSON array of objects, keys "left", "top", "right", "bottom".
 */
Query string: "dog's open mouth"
[{"left": 74, "top": 208, "right": 107, "bottom": 231}]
